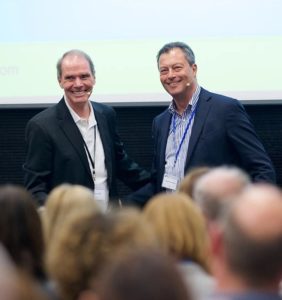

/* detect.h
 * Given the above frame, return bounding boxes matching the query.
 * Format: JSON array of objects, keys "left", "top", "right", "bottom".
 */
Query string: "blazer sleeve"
[
  {"left": 226, "top": 101, "right": 276, "bottom": 183},
  {"left": 106, "top": 107, "right": 151, "bottom": 190},
  {"left": 124, "top": 117, "right": 159, "bottom": 208},
  {"left": 23, "top": 119, "right": 52, "bottom": 205}
]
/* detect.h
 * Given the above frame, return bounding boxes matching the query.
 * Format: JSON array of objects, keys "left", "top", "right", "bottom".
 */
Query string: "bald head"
[
  {"left": 193, "top": 166, "right": 250, "bottom": 221},
  {"left": 222, "top": 184, "right": 282, "bottom": 287},
  {"left": 233, "top": 184, "right": 282, "bottom": 239}
]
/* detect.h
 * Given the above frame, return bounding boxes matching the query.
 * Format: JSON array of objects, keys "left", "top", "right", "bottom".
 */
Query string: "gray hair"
[
  {"left": 156, "top": 41, "right": 195, "bottom": 67},
  {"left": 193, "top": 166, "right": 250, "bottom": 221},
  {"left": 56, "top": 49, "right": 95, "bottom": 79}
]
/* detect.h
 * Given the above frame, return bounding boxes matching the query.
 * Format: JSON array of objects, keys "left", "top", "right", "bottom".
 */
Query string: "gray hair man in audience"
[
  {"left": 193, "top": 166, "right": 250, "bottom": 222},
  {"left": 209, "top": 183, "right": 282, "bottom": 299}
]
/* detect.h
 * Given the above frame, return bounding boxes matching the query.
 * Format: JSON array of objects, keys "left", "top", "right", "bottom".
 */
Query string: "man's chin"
[
  {"left": 165, "top": 86, "right": 183, "bottom": 95},
  {"left": 69, "top": 97, "right": 89, "bottom": 104},
  {"left": 167, "top": 90, "right": 183, "bottom": 98}
]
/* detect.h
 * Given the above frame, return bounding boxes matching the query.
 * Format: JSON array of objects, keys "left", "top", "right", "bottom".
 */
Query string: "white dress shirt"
[{"left": 64, "top": 97, "right": 109, "bottom": 211}]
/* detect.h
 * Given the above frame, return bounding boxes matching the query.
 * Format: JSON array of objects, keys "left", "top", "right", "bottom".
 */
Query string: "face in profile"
[
  {"left": 58, "top": 54, "right": 95, "bottom": 108},
  {"left": 158, "top": 48, "right": 197, "bottom": 100}
]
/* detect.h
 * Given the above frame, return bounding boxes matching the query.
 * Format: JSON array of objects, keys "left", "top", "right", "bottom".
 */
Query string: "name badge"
[
  {"left": 94, "top": 184, "right": 108, "bottom": 212},
  {"left": 162, "top": 173, "right": 178, "bottom": 191}
]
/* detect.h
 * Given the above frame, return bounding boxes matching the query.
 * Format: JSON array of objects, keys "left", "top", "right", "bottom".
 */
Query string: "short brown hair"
[{"left": 98, "top": 250, "right": 192, "bottom": 300}]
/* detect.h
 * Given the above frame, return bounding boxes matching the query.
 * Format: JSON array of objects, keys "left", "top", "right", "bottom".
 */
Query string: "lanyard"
[
  {"left": 83, "top": 126, "right": 96, "bottom": 182},
  {"left": 173, "top": 103, "right": 198, "bottom": 166}
]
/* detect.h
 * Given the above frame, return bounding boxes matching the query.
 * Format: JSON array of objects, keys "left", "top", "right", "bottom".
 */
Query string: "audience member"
[
  {"left": 0, "top": 245, "right": 50, "bottom": 300},
  {"left": 193, "top": 166, "right": 250, "bottom": 222},
  {"left": 178, "top": 166, "right": 210, "bottom": 198},
  {"left": 143, "top": 192, "right": 214, "bottom": 299},
  {"left": 42, "top": 183, "right": 100, "bottom": 246},
  {"left": 209, "top": 183, "right": 282, "bottom": 299},
  {"left": 0, "top": 185, "right": 45, "bottom": 281},
  {"left": 46, "top": 207, "right": 157, "bottom": 300},
  {"left": 96, "top": 250, "right": 192, "bottom": 300},
  {"left": 0, "top": 245, "right": 20, "bottom": 300},
  {"left": 16, "top": 271, "right": 51, "bottom": 300}
]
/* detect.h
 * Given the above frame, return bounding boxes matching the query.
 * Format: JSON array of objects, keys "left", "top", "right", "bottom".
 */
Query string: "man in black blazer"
[
  {"left": 23, "top": 50, "right": 150, "bottom": 207},
  {"left": 128, "top": 41, "right": 275, "bottom": 207}
]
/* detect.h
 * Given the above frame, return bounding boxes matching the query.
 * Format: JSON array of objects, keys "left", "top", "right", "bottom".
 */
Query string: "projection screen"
[{"left": 1, "top": 0, "right": 282, "bottom": 107}]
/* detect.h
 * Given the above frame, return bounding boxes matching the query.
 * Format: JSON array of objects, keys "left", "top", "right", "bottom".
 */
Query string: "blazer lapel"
[
  {"left": 158, "top": 110, "right": 172, "bottom": 176},
  {"left": 186, "top": 89, "right": 212, "bottom": 168},
  {"left": 56, "top": 99, "right": 92, "bottom": 177}
]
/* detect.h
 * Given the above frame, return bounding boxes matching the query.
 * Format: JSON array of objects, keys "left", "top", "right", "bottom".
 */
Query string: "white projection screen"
[{"left": 1, "top": 0, "right": 282, "bottom": 107}]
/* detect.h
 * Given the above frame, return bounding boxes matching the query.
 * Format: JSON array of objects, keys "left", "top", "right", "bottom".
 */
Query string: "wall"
[{"left": 0, "top": 105, "right": 281, "bottom": 197}]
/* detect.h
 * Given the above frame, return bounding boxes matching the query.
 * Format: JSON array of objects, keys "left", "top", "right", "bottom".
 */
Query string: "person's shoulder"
[
  {"left": 91, "top": 101, "right": 115, "bottom": 114},
  {"left": 28, "top": 104, "right": 57, "bottom": 125},
  {"left": 201, "top": 88, "right": 242, "bottom": 108},
  {"left": 154, "top": 107, "right": 170, "bottom": 121}
]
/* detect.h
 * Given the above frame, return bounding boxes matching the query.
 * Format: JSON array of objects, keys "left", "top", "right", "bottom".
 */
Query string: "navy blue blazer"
[
  {"left": 23, "top": 98, "right": 150, "bottom": 205},
  {"left": 128, "top": 88, "right": 276, "bottom": 207}
]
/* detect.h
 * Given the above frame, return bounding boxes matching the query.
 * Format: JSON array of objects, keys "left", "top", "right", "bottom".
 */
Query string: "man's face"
[
  {"left": 158, "top": 48, "right": 197, "bottom": 99},
  {"left": 58, "top": 54, "right": 95, "bottom": 108}
]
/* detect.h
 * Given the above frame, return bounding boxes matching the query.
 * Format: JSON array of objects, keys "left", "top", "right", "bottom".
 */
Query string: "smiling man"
[
  {"left": 23, "top": 49, "right": 150, "bottom": 208},
  {"left": 128, "top": 41, "right": 276, "bottom": 207}
]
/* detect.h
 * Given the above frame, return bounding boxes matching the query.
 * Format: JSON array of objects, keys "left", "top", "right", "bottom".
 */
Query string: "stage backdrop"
[{"left": 1, "top": 0, "right": 282, "bottom": 107}]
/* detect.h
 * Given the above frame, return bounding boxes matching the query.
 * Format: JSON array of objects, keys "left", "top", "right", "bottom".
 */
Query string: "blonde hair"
[
  {"left": 178, "top": 167, "right": 210, "bottom": 198},
  {"left": 108, "top": 208, "right": 158, "bottom": 253},
  {"left": 143, "top": 193, "right": 210, "bottom": 271},
  {"left": 42, "top": 184, "right": 100, "bottom": 245},
  {"left": 46, "top": 207, "right": 157, "bottom": 300}
]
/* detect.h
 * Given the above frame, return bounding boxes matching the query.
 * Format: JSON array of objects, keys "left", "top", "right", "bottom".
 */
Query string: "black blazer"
[
  {"left": 23, "top": 98, "right": 150, "bottom": 205},
  {"left": 128, "top": 88, "right": 276, "bottom": 207}
]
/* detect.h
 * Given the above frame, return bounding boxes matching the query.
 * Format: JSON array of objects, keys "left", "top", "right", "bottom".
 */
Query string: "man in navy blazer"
[
  {"left": 23, "top": 50, "right": 150, "bottom": 207},
  {"left": 128, "top": 41, "right": 275, "bottom": 207}
]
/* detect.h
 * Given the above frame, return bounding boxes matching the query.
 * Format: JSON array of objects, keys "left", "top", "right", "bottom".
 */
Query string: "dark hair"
[
  {"left": 56, "top": 49, "right": 95, "bottom": 79},
  {"left": 224, "top": 211, "right": 282, "bottom": 286},
  {"left": 97, "top": 250, "right": 192, "bottom": 300},
  {"left": 0, "top": 185, "right": 45, "bottom": 280},
  {"left": 156, "top": 41, "right": 195, "bottom": 66}
]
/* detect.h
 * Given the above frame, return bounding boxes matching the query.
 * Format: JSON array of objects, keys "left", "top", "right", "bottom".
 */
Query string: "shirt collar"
[
  {"left": 64, "top": 96, "right": 96, "bottom": 127},
  {"left": 169, "top": 85, "right": 201, "bottom": 116}
]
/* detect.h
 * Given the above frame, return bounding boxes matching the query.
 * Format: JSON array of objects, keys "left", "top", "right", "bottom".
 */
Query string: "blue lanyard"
[{"left": 173, "top": 103, "right": 198, "bottom": 166}]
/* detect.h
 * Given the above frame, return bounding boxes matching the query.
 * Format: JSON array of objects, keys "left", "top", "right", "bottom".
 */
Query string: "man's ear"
[
  {"left": 58, "top": 77, "right": 63, "bottom": 89},
  {"left": 208, "top": 221, "right": 224, "bottom": 257},
  {"left": 192, "top": 63, "right": 197, "bottom": 76}
]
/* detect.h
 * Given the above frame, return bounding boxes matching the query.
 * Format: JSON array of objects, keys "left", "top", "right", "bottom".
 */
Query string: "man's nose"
[
  {"left": 74, "top": 77, "right": 83, "bottom": 86},
  {"left": 167, "top": 68, "right": 176, "bottom": 78}
]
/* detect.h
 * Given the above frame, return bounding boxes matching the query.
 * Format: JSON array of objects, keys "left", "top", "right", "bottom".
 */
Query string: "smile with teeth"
[
  {"left": 168, "top": 81, "right": 181, "bottom": 87},
  {"left": 72, "top": 91, "right": 88, "bottom": 96}
]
